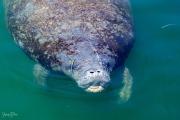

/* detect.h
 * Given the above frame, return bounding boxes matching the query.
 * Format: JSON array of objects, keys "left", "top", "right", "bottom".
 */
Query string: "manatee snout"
[{"left": 76, "top": 68, "right": 110, "bottom": 93}]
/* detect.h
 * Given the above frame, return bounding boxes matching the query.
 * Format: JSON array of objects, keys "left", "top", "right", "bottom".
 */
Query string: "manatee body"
[{"left": 6, "top": 0, "right": 134, "bottom": 93}]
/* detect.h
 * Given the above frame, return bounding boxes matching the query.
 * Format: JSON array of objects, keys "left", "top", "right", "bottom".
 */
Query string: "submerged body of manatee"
[{"left": 4, "top": 0, "right": 134, "bottom": 100}]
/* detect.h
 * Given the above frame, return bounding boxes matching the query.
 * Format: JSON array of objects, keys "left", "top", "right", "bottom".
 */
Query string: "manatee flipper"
[
  {"left": 33, "top": 64, "right": 49, "bottom": 87},
  {"left": 119, "top": 67, "right": 133, "bottom": 101}
]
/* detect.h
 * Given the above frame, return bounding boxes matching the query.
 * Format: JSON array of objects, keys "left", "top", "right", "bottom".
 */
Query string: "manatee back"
[{"left": 6, "top": 0, "right": 134, "bottom": 70}]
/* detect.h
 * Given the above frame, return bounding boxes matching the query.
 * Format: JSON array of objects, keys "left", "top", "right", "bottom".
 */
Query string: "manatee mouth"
[{"left": 86, "top": 86, "right": 104, "bottom": 93}]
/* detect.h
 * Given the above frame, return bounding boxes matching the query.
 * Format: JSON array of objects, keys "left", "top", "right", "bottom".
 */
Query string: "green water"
[{"left": 0, "top": 0, "right": 180, "bottom": 120}]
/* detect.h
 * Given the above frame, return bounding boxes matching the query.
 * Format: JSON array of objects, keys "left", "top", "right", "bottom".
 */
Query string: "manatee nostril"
[
  {"left": 90, "top": 71, "right": 94, "bottom": 74},
  {"left": 97, "top": 71, "right": 100, "bottom": 73}
]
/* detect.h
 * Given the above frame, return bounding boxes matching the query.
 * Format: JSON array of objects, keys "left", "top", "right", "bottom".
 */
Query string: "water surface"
[{"left": 0, "top": 0, "right": 180, "bottom": 120}]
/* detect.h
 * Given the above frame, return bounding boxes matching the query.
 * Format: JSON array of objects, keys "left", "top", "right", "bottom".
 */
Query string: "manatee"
[{"left": 5, "top": 0, "right": 134, "bottom": 97}]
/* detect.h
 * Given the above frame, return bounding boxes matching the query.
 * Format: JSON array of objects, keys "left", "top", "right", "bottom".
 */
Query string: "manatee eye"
[
  {"left": 72, "top": 63, "right": 79, "bottom": 70},
  {"left": 68, "top": 60, "right": 79, "bottom": 71},
  {"left": 106, "top": 63, "right": 110, "bottom": 68}
]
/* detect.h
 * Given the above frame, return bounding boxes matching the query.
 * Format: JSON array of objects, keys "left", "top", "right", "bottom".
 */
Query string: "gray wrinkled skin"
[{"left": 6, "top": 0, "right": 134, "bottom": 92}]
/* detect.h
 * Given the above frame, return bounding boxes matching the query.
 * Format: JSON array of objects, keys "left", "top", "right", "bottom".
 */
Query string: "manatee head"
[
  {"left": 68, "top": 54, "right": 115, "bottom": 93},
  {"left": 55, "top": 37, "right": 117, "bottom": 93},
  {"left": 73, "top": 65, "right": 110, "bottom": 93}
]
